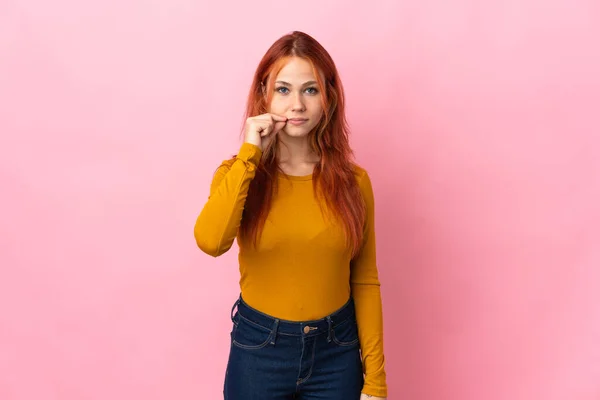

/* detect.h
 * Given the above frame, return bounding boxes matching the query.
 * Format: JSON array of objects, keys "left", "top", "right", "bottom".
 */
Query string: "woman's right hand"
[{"left": 244, "top": 113, "right": 288, "bottom": 151}]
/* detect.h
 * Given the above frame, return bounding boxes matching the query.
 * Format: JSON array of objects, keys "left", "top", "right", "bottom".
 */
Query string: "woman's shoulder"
[
  {"left": 350, "top": 162, "right": 371, "bottom": 183},
  {"left": 350, "top": 163, "right": 375, "bottom": 204}
]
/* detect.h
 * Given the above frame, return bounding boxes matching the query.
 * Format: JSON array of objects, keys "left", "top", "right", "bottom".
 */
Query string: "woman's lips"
[{"left": 287, "top": 118, "right": 308, "bottom": 126}]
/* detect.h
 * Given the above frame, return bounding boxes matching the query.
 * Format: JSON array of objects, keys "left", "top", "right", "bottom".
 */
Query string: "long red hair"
[{"left": 238, "top": 31, "right": 366, "bottom": 258}]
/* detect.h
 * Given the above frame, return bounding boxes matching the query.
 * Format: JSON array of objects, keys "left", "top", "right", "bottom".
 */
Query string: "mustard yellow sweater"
[{"left": 194, "top": 143, "right": 387, "bottom": 397}]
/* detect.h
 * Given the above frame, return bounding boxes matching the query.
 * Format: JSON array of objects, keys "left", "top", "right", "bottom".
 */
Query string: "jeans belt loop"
[{"left": 270, "top": 319, "right": 280, "bottom": 346}]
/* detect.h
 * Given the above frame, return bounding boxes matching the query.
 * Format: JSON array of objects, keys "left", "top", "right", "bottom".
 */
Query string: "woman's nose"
[{"left": 290, "top": 92, "right": 306, "bottom": 112}]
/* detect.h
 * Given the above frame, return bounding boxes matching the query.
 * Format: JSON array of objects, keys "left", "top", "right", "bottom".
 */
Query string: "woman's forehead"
[{"left": 274, "top": 59, "right": 325, "bottom": 86}]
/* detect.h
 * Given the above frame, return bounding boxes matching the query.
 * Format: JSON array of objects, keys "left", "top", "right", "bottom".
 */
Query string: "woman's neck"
[{"left": 276, "top": 133, "right": 320, "bottom": 175}]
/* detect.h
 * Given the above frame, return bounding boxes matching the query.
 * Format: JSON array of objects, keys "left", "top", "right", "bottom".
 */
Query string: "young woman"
[{"left": 194, "top": 31, "right": 387, "bottom": 400}]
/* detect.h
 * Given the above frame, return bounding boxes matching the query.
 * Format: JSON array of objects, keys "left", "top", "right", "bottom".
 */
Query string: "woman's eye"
[{"left": 275, "top": 86, "right": 318, "bottom": 95}]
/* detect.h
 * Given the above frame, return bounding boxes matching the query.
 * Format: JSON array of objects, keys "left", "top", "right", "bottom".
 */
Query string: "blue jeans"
[{"left": 224, "top": 295, "right": 364, "bottom": 399}]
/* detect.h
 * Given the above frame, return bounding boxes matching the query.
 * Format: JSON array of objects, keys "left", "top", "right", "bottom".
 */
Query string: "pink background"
[{"left": 1, "top": 1, "right": 599, "bottom": 399}]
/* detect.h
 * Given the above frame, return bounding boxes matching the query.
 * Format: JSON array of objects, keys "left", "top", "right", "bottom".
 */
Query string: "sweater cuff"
[
  {"left": 236, "top": 142, "right": 262, "bottom": 167},
  {"left": 361, "top": 384, "right": 388, "bottom": 398}
]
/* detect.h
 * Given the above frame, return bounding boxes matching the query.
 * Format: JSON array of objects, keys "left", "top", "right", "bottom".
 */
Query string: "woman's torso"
[{"left": 237, "top": 172, "right": 354, "bottom": 321}]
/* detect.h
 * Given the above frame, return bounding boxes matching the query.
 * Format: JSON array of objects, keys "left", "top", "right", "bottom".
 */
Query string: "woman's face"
[{"left": 268, "top": 57, "right": 324, "bottom": 138}]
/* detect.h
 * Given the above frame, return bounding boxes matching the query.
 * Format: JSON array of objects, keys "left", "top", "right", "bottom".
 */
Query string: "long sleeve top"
[{"left": 194, "top": 142, "right": 387, "bottom": 397}]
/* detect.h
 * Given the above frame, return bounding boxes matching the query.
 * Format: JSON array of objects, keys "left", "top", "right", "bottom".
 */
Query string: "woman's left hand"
[{"left": 360, "top": 394, "right": 386, "bottom": 400}]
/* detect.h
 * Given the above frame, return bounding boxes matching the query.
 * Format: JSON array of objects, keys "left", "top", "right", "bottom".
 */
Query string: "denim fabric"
[{"left": 224, "top": 295, "right": 364, "bottom": 399}]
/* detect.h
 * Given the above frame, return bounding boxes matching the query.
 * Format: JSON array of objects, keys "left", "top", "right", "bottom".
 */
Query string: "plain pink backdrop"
[{"left": 1, "top": 0, "right": 599, "bottom": 399}]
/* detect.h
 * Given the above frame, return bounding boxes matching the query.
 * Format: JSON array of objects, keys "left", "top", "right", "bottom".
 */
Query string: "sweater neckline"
[{"left": 278, "top": 172, "right": 313, "bottom": 181}]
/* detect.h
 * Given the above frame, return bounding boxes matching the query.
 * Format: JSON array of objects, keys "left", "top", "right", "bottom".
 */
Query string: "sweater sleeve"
[
  {"left": 351, "top": 169, "right": 388, "bottom": 398},
  {"left": 194, "top": 142, "right": 262, "bottom": 257}
]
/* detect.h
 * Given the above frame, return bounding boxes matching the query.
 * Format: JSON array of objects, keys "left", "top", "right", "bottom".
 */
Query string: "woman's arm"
[
  {"left": 351, "top": 169, "right": 388, "bottom": 398},
  {"left": 194, "top": 142, "right": 262, "bottom": 257}
]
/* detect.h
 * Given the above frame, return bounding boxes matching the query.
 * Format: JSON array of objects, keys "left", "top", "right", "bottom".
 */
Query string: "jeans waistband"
[{"left": 231, "top": 294, "right": 356, "bottom": 339}]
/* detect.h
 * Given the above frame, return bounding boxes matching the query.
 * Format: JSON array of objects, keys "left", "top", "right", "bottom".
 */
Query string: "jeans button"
[{"left": 303, "top": 326, "right": 310, "bottom": 334}]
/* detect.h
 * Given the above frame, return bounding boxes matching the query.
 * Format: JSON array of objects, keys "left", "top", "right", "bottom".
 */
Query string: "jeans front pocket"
[
  {"left": 231, "top": 315, "right": 274, "bottom": 350},
  {"left": 331, "top": 318, "right": 360, "bottom": 347}
]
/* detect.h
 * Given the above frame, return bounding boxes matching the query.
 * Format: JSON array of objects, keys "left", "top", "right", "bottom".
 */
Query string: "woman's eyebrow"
[{"left": 275, "top": 80, "right": 318, "bottom": 87}]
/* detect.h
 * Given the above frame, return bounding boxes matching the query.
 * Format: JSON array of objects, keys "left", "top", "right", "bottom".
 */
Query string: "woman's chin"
[{"left": 281, "top": 126, "right": 311, "bottom": 138}]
